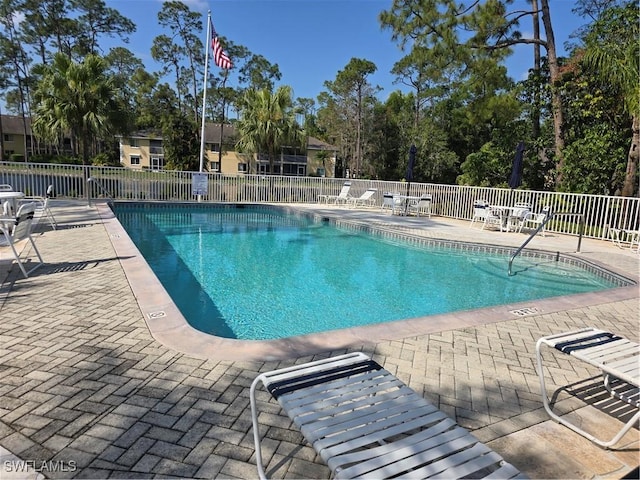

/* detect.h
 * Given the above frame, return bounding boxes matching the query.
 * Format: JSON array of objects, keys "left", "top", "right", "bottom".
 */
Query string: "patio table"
[
  {"left": 0, "top": 191, "right": 25, "bottom": 216},
  {"left": 397, "top": 195, "right": 421, "bottom": 216},
  {"left": 490, "top": 205, "right": 529, "bottom": 232}
]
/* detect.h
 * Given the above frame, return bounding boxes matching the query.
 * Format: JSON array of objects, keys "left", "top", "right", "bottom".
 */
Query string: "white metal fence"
[{"left": 1, "top": 161, "right": 638, "bottom": 241}]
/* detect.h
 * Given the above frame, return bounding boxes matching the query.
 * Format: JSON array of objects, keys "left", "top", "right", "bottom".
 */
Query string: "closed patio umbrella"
[
  {"left": 405, "top": 145, "right": 417, "bottom": 214},
  {"left": 406, "top": 144, "right": 417, "bottom": 183}
]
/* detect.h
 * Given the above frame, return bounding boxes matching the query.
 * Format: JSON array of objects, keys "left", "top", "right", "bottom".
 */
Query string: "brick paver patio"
[{"left": 0, "top": 201, "right": 638, "bottom": 479}]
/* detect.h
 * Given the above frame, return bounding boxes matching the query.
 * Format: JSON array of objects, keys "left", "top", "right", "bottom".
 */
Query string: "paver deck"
[{"left": 1, "top": 200, "right": 638, "bottom": 479}]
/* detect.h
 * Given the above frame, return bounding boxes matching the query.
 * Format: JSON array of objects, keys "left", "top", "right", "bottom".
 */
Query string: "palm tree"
[
  {"left": 32, "top": 52, "right": 126, "bottom": 165},
  {"left": 235, "top": 85, "right": 304, "bottom": 174},
  {"left": 581, "top": 2, "right": 639, "bottom": 197}
]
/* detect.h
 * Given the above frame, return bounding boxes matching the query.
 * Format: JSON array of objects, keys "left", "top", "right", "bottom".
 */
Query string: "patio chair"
[
  {"left": 381, "top": 193, "right": 394, "bottom": 212},
  {"left": 347, "top": 188, "right": 377, "bottom": 208},
  {"left": 325, "top": 181, "right": 352, "bottom": 205},
  {"left": 508, "top": 206, "right": 530, "bottom": 232},
  {"left": 520, "top": 206, "right": 550, "bottom": 236},
  {"left": 381, "top": 193, "right": 404, "bottom": 215},
  {"left": 469, "top": 200, "right": 489, "bottom": 228},
  {"left": 483, "top": 207, "right": 505, "bottom": 231},
  {"left": 250, "top": 352, "right": 526, "bottom": 479},
  {"left": 536, "top": 328, "right": 639, "bottom": 448},
  {"left": 609, "top": 228, "right": 640, "bottom": 253},
  {"left": 0, "top": 184, "right": 13, "bottom": 191},
  {"left": 0, "top": 202, "right": 44, "bottom": 278},
  {"left": 18, "top": 185, "right": 58, "bottom": 230},
  {"left": 406, "top": 194, "right": 432, "bottom": 217}
]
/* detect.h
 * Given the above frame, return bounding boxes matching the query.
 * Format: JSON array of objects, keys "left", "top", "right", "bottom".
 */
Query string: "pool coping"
[{"left": 98, "top": 202, "right": 640, "bottom": 361}]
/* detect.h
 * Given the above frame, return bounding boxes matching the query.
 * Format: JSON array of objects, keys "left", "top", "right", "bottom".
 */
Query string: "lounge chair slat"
[
  {"left": 420, "top": 449, "right": 504, "bottom": 479},
  {"left": 326, "top": 416, "right": 458, "bottom": 469},
  {"left": 317, "top": 408, "right": 452, "bottom": 458},
  {"left": 301, "top": 396, "right": 439, "bottom": 445},
  {"left": 298, "top": 390, "right": 436, "bottom": 433},
  {"left": 335, "top": 428, "right": 478, "bottom": 478},
  {"left": 290, "top": 384, "right": 429, "bottom": 429},
  {"left": 483, "top": 462, "right": 528, "bottom": 479},
  {"left": 341, "top": 439, "right": 493, "bottom": 479},
  {"left": 575, "top": 343, "right": 638, "bottom": 363},
  {"left": 281, "top": 370, "right": 404, "bottom": 413}
]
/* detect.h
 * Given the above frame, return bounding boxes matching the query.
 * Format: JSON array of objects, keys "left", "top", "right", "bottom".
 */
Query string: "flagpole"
[{"left": 198, "top": 10, "right": 211, "bottom": 174}]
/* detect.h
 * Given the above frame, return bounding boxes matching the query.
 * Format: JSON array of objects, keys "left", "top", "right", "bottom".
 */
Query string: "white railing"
[{"left": 1, "top": 161, "right": 638, "bottom": 241}]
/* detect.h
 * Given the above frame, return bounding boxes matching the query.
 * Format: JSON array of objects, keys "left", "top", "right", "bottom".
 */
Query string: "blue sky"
[{"left": 109, "top": 0, "right": 587, "bottom": 103}]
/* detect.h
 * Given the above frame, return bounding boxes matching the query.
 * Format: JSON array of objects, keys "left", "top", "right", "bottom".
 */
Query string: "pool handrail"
[{"left": 508, "top": 209, "right": 555, "bottom": 276}]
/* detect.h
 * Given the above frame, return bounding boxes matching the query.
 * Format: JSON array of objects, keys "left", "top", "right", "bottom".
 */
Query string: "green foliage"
[
  {"left": 235, "top": 86, "right": 304, "bottom": 174},
  {"left": 458, "top": 142, "right": 505, "bottom": 186},
  {"left": 578, "top": 1, "right": 639, "bottom": 196},
  {"left": 318, "top": 58, "right": 379, "bottom": 177},
  {"left": 31, "top": 52, "right": 129, "bottom": 164},
  {"left": 560, "top": 125, "right": 626, "bottom": 194},
  {"left": 161, "top": 112, "right": 200, "bottom": 171},
  {"left": 91, "top": 152, "right": 120, "bottom": 166}
]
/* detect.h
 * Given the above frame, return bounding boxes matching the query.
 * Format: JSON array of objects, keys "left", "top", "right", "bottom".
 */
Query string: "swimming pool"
[{"left": 113, "top": 204, "right": 627, "bottom": 340}]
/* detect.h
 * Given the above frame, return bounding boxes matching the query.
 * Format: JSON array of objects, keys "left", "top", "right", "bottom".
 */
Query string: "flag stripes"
[{"left": 210, "top": 19, "right": 232, "bottom": 69}]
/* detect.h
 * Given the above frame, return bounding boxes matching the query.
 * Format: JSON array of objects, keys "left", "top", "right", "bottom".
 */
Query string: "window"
[
  {"left": 238, "top": 163, "right": 247, "bottom": 172},
  {"left": 3, "top": 134, "right": 14, "bottom": 142},
  {"left": 130, "top": 156, "right": 141, "bottom": 165},
  {"left": 151, "top": 157, "right": 163, "bottom": 170},
  {"left": 210, "top": 162, "right": 220, "bottom": 171},
  {"left": 129, "top": 138, "right": 140, "bottom": 148}
]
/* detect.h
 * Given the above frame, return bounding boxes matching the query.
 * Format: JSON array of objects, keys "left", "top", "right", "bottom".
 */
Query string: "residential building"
[
  {"left": 0, "top": 115, "right": 73, "bottom": 161},
  {"left": 0, "top": 114, "right": 339, "bottom": 177},
  {"left": 118, "top": 123, "right": 339, "bottom": 177}
]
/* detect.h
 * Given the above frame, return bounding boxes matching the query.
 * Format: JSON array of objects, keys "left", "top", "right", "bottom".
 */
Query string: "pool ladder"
[
  {"left": 87, "top": 177, "right": 114, "bottom": 207},
  {"left": 508, "top": 211, "right": 586, "bottom": 276}
]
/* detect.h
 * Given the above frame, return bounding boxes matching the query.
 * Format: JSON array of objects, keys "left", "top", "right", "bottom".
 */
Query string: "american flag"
[{"left": 210, "top": 19, "right": 233, "bottom": 69}]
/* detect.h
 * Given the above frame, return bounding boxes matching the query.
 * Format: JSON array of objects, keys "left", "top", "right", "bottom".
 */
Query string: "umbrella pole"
[{"left": 405, "top": 181, "right": 410, "bottom": 215}]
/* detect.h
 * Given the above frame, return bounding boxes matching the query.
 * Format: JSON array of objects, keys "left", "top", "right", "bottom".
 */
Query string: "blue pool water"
[{"left": 115, "top": 205, "right": 617, "bottom": 340}]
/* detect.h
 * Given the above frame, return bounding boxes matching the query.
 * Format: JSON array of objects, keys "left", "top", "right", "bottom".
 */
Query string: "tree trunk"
[
  {"left": 540, "top": 0, "right": 565, "bottom": 187},
  {"left": 621, "top": 114, "right": 639, "bottom": 197},
  {"left": 531, "top": 0, "right": 541, "bottom": 139},
  {"left": 0, "top": 103, "right": 4, "bottom": 161},
  {"left": 355, "top": 86, "right": 362, "bottom": 178}
]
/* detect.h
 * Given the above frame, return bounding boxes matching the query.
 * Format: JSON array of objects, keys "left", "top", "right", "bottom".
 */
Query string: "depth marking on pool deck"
[
  {"left": 148, "top": 311, "right": 167, "bottom": 319},
  {"left": 510, "top": 307, "right": 541, "bottom": 316}
]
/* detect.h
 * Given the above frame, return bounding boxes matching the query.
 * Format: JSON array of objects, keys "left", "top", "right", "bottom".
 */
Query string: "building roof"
[
  {"left": 307, "top": 136, "right": 338, "bottom": 152},
  {"left": 1, "top": 115, "right": 338, "bottom": 151},
  {"left": 1, "top": 115, "right": 33, "bottom": 135}
]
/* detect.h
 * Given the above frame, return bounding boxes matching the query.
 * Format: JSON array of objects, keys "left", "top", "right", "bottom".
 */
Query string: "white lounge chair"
[
  {"left": 324, "top": 181, "right": 352, "bottom": 205},
  {"left": 250, "top": 352, "right": 527, "bottom": 480},
  {"left": 0, "top": 202, "right": 44, "bottom": 278},
  {"left": 347, "top": 188, "right": 377, "bottom": 208},
  {"left": 407, "top": 194, "right": 432, "bottom": 217},
  {"left": 536, "top": 328, "right": 639, "bottom": 448}
]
